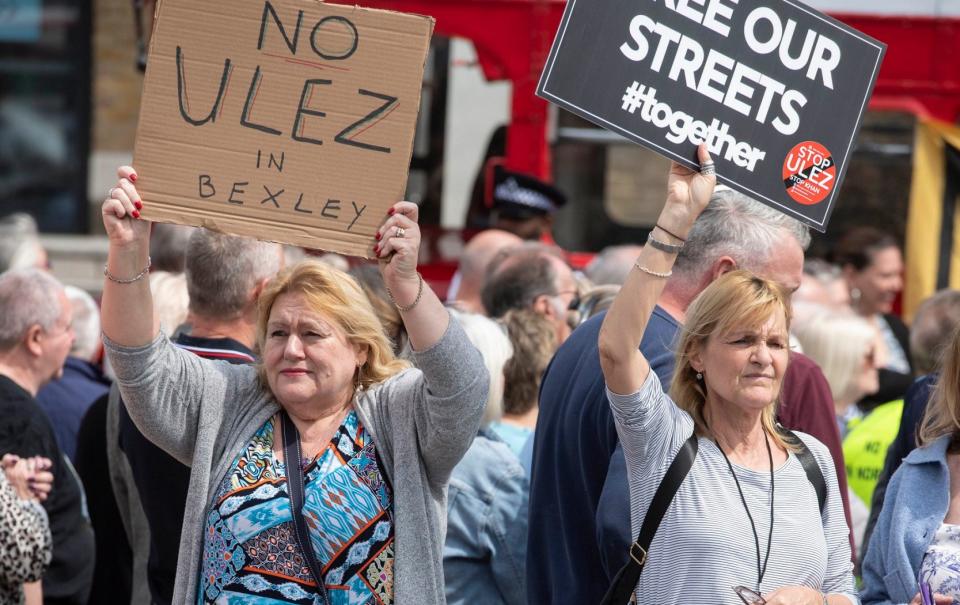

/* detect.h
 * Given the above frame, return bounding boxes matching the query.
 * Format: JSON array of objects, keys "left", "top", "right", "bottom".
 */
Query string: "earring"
[
  {"left": 850, "top": 287, "right": 861, "bottom": 303},
  {"left": 355, "top": 364, "right": 363, "bottom": 392},
  {"left": 696, "top": 372, "right": 703, "bottom": 380}
]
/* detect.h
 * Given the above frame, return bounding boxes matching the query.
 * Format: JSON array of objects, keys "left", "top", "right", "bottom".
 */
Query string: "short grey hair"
[
  {"left": 586, "top": 245, "right": 644, "bottom": 286},
  {"left": 185, "top": 230, "right": 282, "bottom": 319},
  {"left": 150, "top": 223, "right": 196, "bottom": 273},
  {"left": 911, "top": 289, "right": 960, "bottom": 375},
  {"left": 0, "top": 213, "right": 43, "bottom": 273},
  {"left": 674, "top": 189, "right": 811, "bottom": 278},
  {"left": 65, "top": 286, "right": 101, "bottom": 361},
  {"left": 0, "top": 268, "right": 64, "bottom": 350}
]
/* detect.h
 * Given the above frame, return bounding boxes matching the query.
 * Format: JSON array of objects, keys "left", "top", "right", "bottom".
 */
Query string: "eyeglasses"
[
  {"left": 554, "top": 290, "right": 581, "bottom": 311},
  {"left": 732, "top": 586, "right": 767, "bottom": 605}
]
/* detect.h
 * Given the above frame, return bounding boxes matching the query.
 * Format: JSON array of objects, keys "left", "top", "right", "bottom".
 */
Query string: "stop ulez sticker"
[{"left": 782, "top": 141, "right": 836, "bottom": 206}]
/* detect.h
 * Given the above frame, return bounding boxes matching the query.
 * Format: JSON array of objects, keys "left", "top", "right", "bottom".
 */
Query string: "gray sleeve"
[
  {"left": 0, "top": 475, "right": 51, "bottom": 585},
  {"left": 104, "top": 332, "right": 253, "bottom": 465},
  {"left": 408, "top": 313, "right": 489, "bottom": 486},
  {"left": 606, "top": 370, "right": 694, "bottom": 472}
]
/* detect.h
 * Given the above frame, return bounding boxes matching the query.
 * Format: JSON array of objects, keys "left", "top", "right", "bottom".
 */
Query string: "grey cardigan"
[{"left": 105, "top": 315, "right": 488, "bottom": 605}]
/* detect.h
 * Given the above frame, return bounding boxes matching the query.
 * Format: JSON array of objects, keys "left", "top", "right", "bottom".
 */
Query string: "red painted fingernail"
[
  {"left": 132, "top": 210, "right": 140, "bottom": 219},
  {"left": 134, "top": 201, "right": 143, "bottom": 210},
  {"left": 388, "top": 208, "right": 395, "bottom": 215},
  {"left": 375, "top": 232, "right": 381, "bottom": 241},
  {"left": 130, "top": 174, "right": 137, "bottom": 182}
]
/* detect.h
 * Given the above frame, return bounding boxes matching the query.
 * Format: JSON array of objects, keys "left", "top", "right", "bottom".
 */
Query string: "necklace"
[{"left": 715, "top": 432, "right": 775, "bottom": 593}]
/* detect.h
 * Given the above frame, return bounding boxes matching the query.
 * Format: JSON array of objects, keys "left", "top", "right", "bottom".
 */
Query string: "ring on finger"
[
  {"left": 395, "top": 226, "right": 406, "bottom": 238},
  {"left": 700, "top": 165, "right": 716, "bottom": 176},
  {"left": 108, "top": 187, "right": 116, "bottom": 198}
]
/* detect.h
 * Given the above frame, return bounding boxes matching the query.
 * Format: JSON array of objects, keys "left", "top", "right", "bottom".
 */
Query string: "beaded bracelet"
[
  {"left": 634, "top": 262, "right": 672, "bottom": 279},
  {"left": 385, "top": 273, "right": 424, "bottom": 312},
  {"left": 104, "top": 256, "right": 151, "bottom": 284}
]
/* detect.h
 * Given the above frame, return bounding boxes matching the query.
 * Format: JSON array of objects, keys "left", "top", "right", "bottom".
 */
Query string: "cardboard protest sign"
[
  {"left": 538, "top": 0, "right": 885, "bottom": 231},
  {"left": 133, "top": 0, "right": 434, "bottom": 257}
]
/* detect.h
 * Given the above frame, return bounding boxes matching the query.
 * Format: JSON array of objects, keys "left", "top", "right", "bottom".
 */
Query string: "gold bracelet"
[
  {"left": 385, "top": 273, "right": 424, "bottom": 312},
  {"left": 104, "top": 256, "right": 151, "bottom": 284},
  {"left": 634, "top": 262, "right": 672, "bottom": 278}
]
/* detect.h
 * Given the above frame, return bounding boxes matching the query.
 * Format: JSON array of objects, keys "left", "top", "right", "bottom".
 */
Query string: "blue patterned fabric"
[
  {"left": 920, "top": 524, "right": 960, "bottom": 599},
  {"left": 198, "top": 411, "right": 394, "bottom": 604}
]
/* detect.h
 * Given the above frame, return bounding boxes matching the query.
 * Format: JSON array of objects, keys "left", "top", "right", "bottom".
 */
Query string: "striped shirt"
[{"left": 607, "top": 370, "right": 859, "bottom": 605}]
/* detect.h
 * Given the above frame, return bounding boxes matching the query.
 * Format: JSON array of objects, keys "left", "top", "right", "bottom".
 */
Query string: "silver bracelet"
[
  {"left": 104, "top": 256, "right": 151, "bottom": 284},
  {"left": 385, "top": 273, "right": 424, "bottom": 312},
  {"left": 633, "top": 262, "right": 672, "bottom": 278},
  {"left": 646, "top": 234, "right": 684, "bottom": 254}
]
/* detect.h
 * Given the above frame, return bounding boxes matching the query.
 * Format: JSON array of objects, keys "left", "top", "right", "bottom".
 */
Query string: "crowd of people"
[{"left": 2, "top": 150, "right": 960, "bottom": 605}]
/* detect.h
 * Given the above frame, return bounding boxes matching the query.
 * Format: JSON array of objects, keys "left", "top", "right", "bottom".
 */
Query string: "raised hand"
[
  {"left": 660, "top": 143, "right": 717, "bottom": 236},
  {"left": 374, "top": 201, "right": 422, "bottom": 307},
  {"left": 102, "top": 166, "right": 150, "bottom": 248}
]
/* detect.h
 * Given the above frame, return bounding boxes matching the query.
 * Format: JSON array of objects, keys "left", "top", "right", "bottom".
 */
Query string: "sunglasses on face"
[{"left": 733, "top": 586, "right": 767, "bottom": 605}]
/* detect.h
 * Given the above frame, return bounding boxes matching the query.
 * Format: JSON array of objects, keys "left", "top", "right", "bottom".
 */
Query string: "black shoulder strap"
[
  {"left": 782, "top": 428, "right": 827, "bottom": 514},
  {"left": 281, "top": 411, "right": 331, "bottom": 604},
  {"left": 601, "top": 434, "right": 699, "bottom": 605}
]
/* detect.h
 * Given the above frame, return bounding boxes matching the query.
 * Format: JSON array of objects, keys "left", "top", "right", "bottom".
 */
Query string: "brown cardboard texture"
[{"left": 133, "top": 0, "right": 434, "bottom": 258}]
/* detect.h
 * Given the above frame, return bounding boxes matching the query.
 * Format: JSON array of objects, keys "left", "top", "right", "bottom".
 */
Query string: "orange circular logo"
[{"left": 782, "top": 141, "right": 836, "bottom": 206}]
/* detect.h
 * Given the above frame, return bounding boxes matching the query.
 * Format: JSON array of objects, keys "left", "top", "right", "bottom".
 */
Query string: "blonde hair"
[
  {"left": 256, "top": 260, "right": 409, "bottom": 389},
  {"left": 793, "top": 309, "right": 876, "bottom": 404},
  {"left": 669, "top": 270, "right": 798, "bottom": 452},
  {"left": 449, "top": 309, "right": 513, "bottom": 426},
  {"left": 919, "top": 324, "right": 960, "bottom": 446},
  {"left": 502, "top": 309, "right": 556, "bottom": 416}
]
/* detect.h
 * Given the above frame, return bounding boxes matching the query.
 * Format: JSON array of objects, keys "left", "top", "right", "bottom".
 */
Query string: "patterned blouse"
[
  {"left": 198, "top": 410, "right": 394, "bottom": 604},
  {"left": 920, "top": 523, "right": 960, "bottom": 600}
]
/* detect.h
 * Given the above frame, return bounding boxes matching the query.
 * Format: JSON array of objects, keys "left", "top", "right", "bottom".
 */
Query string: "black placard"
[{"left": 538, "top": 0, "right": 885, "bottom": 231}]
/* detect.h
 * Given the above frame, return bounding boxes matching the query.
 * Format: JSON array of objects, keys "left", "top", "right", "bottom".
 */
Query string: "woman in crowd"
[
  {"left": 793, "top": 309, "right": 880, "bottom": 556},
  {"left": 443, "top": 310, "right": 526, "bottom": 605},
  {"left": 598, "top": 145, "right": 856, "bottom": 604},
  {"left": 833, "top": 228, "right": 912, "bottom": 408},
  {"left": 0, "top": 455, "right": 53, "bottom": 604},
  {"left": 490, "top": 309, "right": 557, "bottom": 458},
  {"left": 860, "top": 325, "right": 960, "bottom": 605},
  {"left": 793, "top": 310, "right": 880, "bottom": 438},
  {"left": 100, "top": 166, "right": 488, "bottom": 604}
]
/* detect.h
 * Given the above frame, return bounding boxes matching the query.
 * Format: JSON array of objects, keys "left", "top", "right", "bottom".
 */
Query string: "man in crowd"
[
  {"left": 481, "top": 244, "right": 579, "bottom": 345},
  {"left": 527, "top": 189, "right": 852, "bottom": 604},
  {"left": 37, "top": 286, "right": 111, "bottom": 462},
  {"left": 0, "top": 268, "right": 94, "bottom": 604},
  {"left": 111, "top": 230, "right": 282, "bottom": 605},
  {"left": 489, "top": 166, "right": 567, "bottom": 241},
  {"left": 585, "top": 245, "right": 644, "bottom": 287},
  {"left": 447, "top": 229, "right": 522, "bottom": 314}
]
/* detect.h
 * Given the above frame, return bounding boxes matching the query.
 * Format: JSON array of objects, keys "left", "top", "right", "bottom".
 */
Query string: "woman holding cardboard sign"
[
  {"left": 598, "top": 145, "right": 857, "bottom": 605},
  {"left": 99, "top": 166, "right": 488, "bottom": 604}
]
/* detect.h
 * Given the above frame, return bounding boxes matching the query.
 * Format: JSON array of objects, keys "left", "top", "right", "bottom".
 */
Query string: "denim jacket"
[
  {"left": 861, "top": 435, "right": 952, "bottom": 604},
  {"left": 443, "top": 428, "right": 528, "bottom": 605}
]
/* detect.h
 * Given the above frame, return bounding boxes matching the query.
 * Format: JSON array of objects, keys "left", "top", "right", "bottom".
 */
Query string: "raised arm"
[
  {"left": 598, "top": 145, "right": 716, "bottom": 395},
  {"left": 100, "top": 166, "right": 159, "bottom": 346},
  {"left": 374, "top": 201, "right": 448, "bottom": 351}
]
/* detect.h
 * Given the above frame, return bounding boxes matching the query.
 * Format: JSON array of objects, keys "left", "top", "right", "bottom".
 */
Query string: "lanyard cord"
[{"left": 716, "top": 433, "right": 775, "bottom": 592}]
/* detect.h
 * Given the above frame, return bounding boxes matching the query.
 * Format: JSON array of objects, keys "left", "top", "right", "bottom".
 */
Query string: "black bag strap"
[
  {"left": 782, "top": 428, "right": 827, "bottom": 514},
  {"left": 600, "top": 433, "right": 699, "bottom": 605},
  {"left": 281, "top": 411, "right": 330, "bottom": 604}
]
